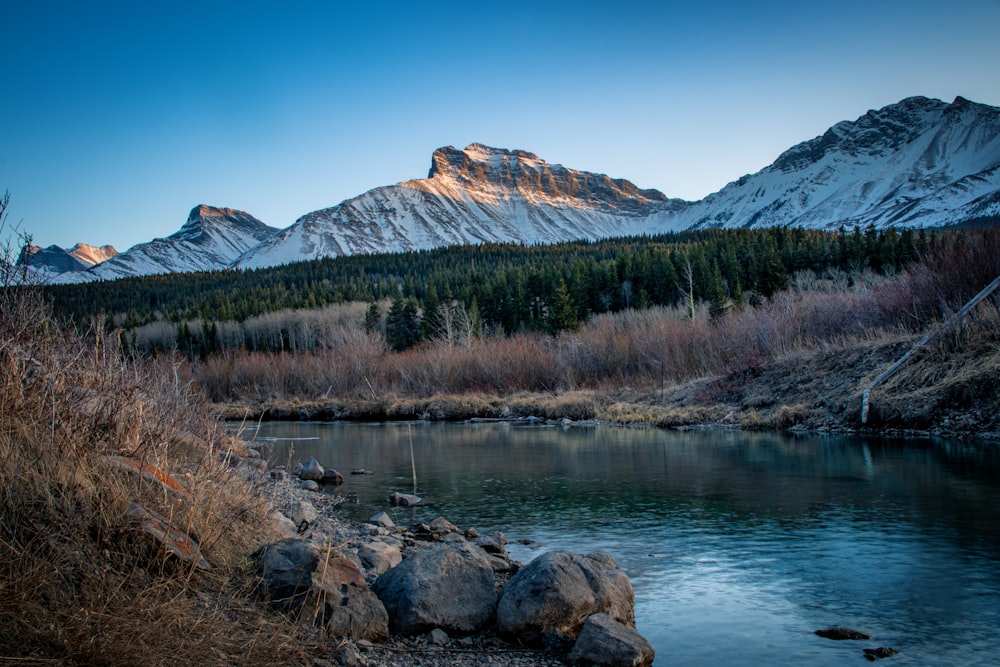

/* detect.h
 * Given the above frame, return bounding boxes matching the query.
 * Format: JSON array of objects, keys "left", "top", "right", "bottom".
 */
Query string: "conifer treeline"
[{"left": 43, "top": 226, "right": 927, "bottom": 351}]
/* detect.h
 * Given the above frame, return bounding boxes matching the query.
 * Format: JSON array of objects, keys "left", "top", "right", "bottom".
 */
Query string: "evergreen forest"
[{"left": 42, "top": 225, "right": 929, "bottom": 357}]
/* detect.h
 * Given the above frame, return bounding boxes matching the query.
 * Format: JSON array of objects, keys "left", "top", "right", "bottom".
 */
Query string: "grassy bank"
[{"left": 1, "top": 255, "right": 307, "bottom": 663}]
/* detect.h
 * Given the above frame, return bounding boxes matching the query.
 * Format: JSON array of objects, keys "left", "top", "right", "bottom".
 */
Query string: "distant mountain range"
[
  {"left": 20, "top": 243, "right": 118, "bottom": 278},
  {"left": 28, "top": 95, "right": 1000, "bottom": 284}
]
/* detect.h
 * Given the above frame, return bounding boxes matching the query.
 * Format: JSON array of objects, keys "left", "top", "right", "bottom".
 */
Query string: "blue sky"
[{"left": 3, "top": 0, "right": 999, "bottom": 251}]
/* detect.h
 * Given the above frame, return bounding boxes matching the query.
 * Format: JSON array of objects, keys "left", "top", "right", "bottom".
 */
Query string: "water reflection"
[{"left": 245, "top": 421, "right": 1000, "bottom": 666}]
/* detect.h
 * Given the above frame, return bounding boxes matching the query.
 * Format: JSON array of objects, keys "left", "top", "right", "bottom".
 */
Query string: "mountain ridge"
[
  {"left": 46, "top": 205, "right": 278, "bottom": 283},
  {"left": 37, "top": 95, "right": 1000, "bottom": 283}
]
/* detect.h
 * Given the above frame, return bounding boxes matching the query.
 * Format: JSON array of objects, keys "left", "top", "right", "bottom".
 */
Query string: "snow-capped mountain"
[
  {"left": 41, "top": 95, "right": 1000, "bottom": 283},
  {"left": 55, "top": 205, "right": 278, "bottom": 283},
  {"left": 19, "top": 242, "right": 118, "bottom": 281},
  {"left": 652, "top": 96, "right": 1000, "bottom": 231},
  {"left": 235, "top": 143, "right": 684, "bottom": 269},
  {"left": 22, "top": 245, "right": 90, "bottom": 275}
]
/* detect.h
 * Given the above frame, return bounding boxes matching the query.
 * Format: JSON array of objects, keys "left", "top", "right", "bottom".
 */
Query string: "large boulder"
[
  {"left": 496, "top": 551, "right": 635, "bottom": 649},
  {"left": 568, "top": 613, "right": 655, "bottom": 667},
  {"left": 373, "top": 542, "right": 496, "bottom": 635},
  {"left": 254, "top": 538, "right": 388, "bottom": 641}
]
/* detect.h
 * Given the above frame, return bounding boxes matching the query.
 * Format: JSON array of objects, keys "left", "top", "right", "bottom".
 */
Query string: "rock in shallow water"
[
  {"left": 497, "top": 551, "right": 635, "bottom": 650},
  {"left": 388, "top": 491, "right": 421, "bottom": 507},
  {"left": 567, "top": 613, "right": 655, "bottom": 667},
  {"left": 863, "top": 647, "right": 899, "bottom": 661},
  {"left": 815, "top": 627, "right": 871, "bottom": 640},
  {"left": 299, "top": 456, "right": 324, "bottom": 481}
]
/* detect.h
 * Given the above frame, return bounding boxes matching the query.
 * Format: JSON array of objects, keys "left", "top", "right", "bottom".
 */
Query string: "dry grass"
[
  {"left": 1, "top": 269, "right": 308, "bottom": 663},
  {"left": 864, "top": 305, "right": 1000, "bottom": 429},
  {"left": 506, "top": 390, "right": 600, "bottom": 420}
]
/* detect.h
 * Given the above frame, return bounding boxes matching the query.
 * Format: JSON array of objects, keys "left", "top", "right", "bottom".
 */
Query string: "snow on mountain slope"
[
  {"left": 19, "top": 244, "right": 90, "bottom": 279},
  {"left": 55, "top": 205, "right": 278, "bottom": 283},
  {"left": 653, "top": 96, "right": 1000, "bottom": 231},
  {"left": 39, "top": 95, "right": 1000, "bottom": 282},
  {"left": 236, "top": 144, "right": 685, "bottom": 268}
]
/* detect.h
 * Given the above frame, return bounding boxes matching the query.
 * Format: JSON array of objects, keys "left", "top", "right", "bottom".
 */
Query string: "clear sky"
[{"left": 3, "top": 0, "right": 999, "bottom": 251}]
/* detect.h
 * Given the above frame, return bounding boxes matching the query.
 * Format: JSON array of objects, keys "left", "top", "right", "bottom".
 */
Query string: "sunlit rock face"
[{"left": 236, "top": 143, "right": 685, "bottom": 269}]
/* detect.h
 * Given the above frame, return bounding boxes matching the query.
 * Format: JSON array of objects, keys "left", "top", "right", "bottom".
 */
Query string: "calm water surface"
[{"left": 244, "top": 421, "right": 1000, "bottom": 666}]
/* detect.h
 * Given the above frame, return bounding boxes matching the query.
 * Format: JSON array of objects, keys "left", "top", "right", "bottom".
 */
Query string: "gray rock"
[
  {"left": 486, "top": 553, "right": 517, "bottom": 573},
  {"left": 299, "top": 456, "right": 325, "bottom": 481},
  {"left": 475, "top": 530, "right": 507, "bottom": 555},
  {"left": 496, "top": 551, "right": 635, "bottom": 649},
  {"left": 254, "top": 538, "right": 388, "bottom": 641},
  {"left": 285, "top": 500, "right": 318, "bottom": 526},
  {"left": 567, "top": 613, "right": 655, "bottom": 667},
  {"left": 358, "top": 523, "right": 387, "bottom": 536},
  {"left": 359, "top": 541, "right": 403, "bottom": 576},
  {"left": 428, "top": 515, "right": 460, "bottom": 538},
  {"left": 369, "top": 511, "right": 396, "bottom": 529},
  {"left": 373, "top": 542, "right": 496, "bottom": 635},
  {"left": 388, "top": 491, "right": 421, "bottom": 507},
  {"left": 427, "top": 627, "right": 450, "bottom": 645},
  {"left": 334, "top": 642, "right": 364, "bottom": 666},
  {"left": 300, "top": 480, "right": 320, "bottom": 492},
  {"left": 267, "top": 510, "right": 298, "bottom": 540},
  {"left": 321, "top": 467, "right": 345, "bottom": 485}
]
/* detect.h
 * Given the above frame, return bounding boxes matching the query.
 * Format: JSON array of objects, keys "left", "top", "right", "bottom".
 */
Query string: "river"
[{"left": 242, "top": 420, "right": 1000, "bottom": 666}]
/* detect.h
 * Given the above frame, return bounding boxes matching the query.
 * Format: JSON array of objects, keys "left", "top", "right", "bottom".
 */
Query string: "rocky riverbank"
[{"left": 231, "top": 450, "right": 654, "bottom": 667}]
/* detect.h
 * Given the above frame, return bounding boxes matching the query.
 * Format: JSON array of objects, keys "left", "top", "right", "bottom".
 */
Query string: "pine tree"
[
  {"left": 363, "top": 301, "right": 381, "bottom": 334},
  {"left": 546, "top": 280, "right": 579, "bottom": 334},
  {"left": 385, "top": 297, "right": 421, "bottom": 351},
  {"left": 707, "top": 262, "right": 729, "bottom": 321}
]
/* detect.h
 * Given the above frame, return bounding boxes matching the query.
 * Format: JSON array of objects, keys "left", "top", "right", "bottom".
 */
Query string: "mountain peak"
[
  {"left": 68, "top": 243, "right": 117, "bottom": 266},
  {"left": 186, "top": 204, "right": 250, "bottom": 225},
  {"left": 176, "top": 205, "right": 277, "bottom": 241},
  {"left": 426, "top": 144, "right": 547, "bottom": 180},
  {"left": 463, "top": 143, "right": 541, "bottom": 163}
]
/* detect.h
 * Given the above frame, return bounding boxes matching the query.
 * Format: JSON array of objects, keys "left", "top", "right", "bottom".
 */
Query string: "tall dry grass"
[{"left": 1, "top": 241, "right": 304, "bottom": 663}]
